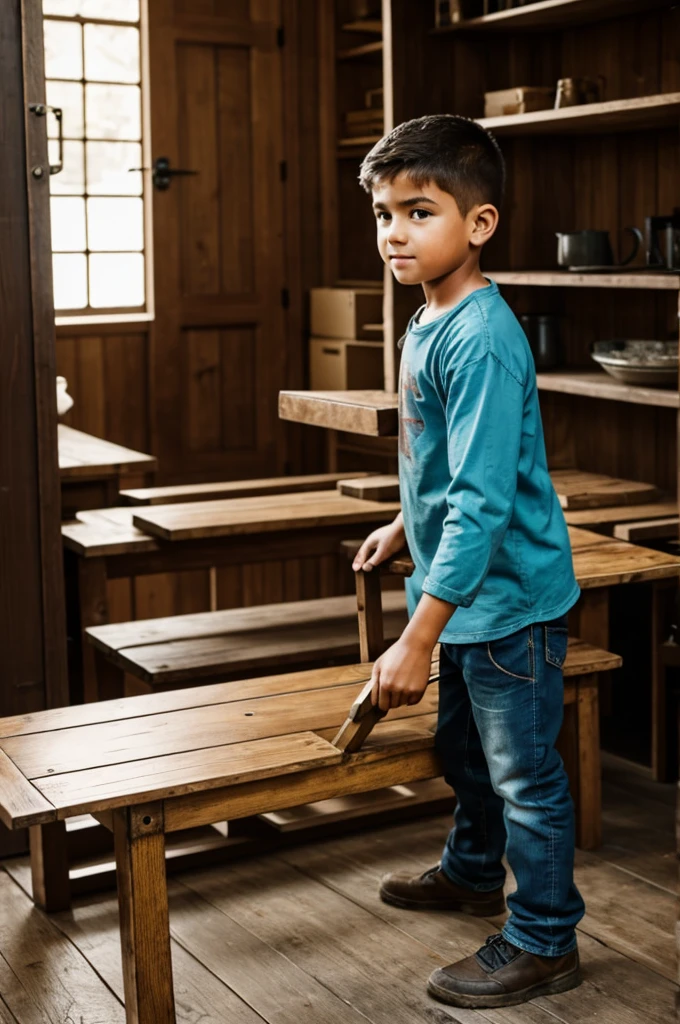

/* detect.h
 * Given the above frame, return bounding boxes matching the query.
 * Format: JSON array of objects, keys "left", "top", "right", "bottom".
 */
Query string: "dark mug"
[
  {"left": 556, "top": 227, "right": 642, "bottom": 268},
  {"left": 519, "top": 314, "right": 561, "bottom": 370}
]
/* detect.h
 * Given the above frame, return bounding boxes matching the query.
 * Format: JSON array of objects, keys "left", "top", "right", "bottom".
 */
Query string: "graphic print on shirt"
[{"left": 399, "top": 363, "right": 425, "bottom": 460}]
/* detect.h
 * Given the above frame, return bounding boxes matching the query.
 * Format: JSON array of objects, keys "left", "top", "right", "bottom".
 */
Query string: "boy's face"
[{"left": 371, "top": 171, "right": 495, "bottom": 285}]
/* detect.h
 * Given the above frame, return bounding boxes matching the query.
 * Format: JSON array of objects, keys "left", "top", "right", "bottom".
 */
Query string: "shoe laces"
[{"left": 476, "top": 934, "right": 521, "bottom": 972}]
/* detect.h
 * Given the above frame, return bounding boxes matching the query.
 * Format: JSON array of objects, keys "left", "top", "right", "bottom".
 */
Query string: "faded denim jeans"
[{"left": 437, "top": 614, "right": 585, "bottom": 957}]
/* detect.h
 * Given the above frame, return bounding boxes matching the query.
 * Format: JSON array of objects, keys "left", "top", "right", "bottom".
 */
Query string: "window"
[{"left": 42, "top": 1, "right": 150, "bottom": 317}]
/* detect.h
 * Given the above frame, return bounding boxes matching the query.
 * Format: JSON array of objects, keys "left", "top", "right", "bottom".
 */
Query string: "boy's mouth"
[{"left": 389, "top": 254, "right": 415, "bottom": 262}]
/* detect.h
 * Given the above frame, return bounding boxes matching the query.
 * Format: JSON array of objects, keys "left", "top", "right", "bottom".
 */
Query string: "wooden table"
[
  {"left": 59, "top": 425, "right": 157, "bottom": 518},
  {"left": 0, "top": 664, "right": 440, "bottom": 1024},
  {"left": 62, "top": 492, "right": 401, "bottom": 703}
]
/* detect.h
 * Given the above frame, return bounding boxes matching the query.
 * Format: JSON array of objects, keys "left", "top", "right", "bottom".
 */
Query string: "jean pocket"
[
  {"left": 544, "top": 625, "right": 568, "bottom": 669},
  {"left": 486, "top": 626, "right": 535, "bottom": 682}
]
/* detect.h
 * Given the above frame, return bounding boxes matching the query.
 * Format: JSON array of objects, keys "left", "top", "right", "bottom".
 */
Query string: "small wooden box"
[
  {"left": 484, "top": 86, "right": 555, "bottom": 118},
  {"left": 310, "top": 338, "right": 384, "bottom": 391},
  {"left": 310, "top": 287, "right": 383, "bottom": 340}
]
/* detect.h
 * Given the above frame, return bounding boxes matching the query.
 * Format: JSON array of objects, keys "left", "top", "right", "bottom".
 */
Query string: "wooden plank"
[
  {"left": 435, "top": 0, "right": 673, "bottom": 32},
  {"left": 96, "top": 604, "right": 409, "bottom": 686},
  {"left": 0, "top": 749, "right": 55, "bottom": 829},
  {"left": 86, "top": 591, "right": 406, "bottom": 653},
  {"left": 536, "top": 369, "right": 680, "bottom": 409},
  {"left": 337, "top": 475, "right": 400, "bottom": 500},
  {"left": 613, "top": 516, "right": 679, "bottom": 542},
  {"left": 132, "top": 491, "right": 401, "bottom": 541},
  {"left": 163, "top": 748, "right": 439, "bottom": 832},
  {"left": 120, "top": 472, "right": 370, "bottom": 505},
  {"left": 551, "top": 469, "right": 661, "bottom": 509},
  {"left": 58, "top": 425, "right": 157, "bottom": 479},
  {"left": 0, "top": 662, "right": 384, "bottom": 739},
  {"left": 2, "top": 683, "right": 439, "bottom": 780},
  {"left": 113, "top": 804, "right": 175, "bottom": 1024},
  {"left": 34, "top": 733, "right": 344, "bottom": 818},
  {"left": 486, "top": 269, "right": 679, "bottom": 290},
  {"left": 564, "top": 500, "right": 678, "bottom": 529},
  {"left": 574, "top": 539, "right": 680, "bottom": 588},
  {"left": 479, "top": 92, "right": 680, "bottom": 136},
  {"left": 278, "top": 390, "right": 399, "bottom": 436},
  {"left": 62, "top": 520, "right": 159, "bottom": 558}
]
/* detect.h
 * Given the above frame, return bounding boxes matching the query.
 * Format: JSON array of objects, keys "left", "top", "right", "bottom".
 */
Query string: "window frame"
[{"left": 43, "top": 1, "right": 155, "bottom": 326}]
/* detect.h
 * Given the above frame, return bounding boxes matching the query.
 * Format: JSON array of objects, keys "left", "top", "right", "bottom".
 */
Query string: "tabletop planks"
[
  {"left": 58, "top": 425, "right": 157, "bottom": 479},
  {"left": 278, "top": 390, "right": 399, "bottom": 436},
  {"left": 550, "top": 469, "right": 660, "bottom": 510},
  {"left": 32, "top": 732, "right": 344, "bottom": 818},
  {"left": 132, "top": 491, "right": 401, "bottom": 541}
]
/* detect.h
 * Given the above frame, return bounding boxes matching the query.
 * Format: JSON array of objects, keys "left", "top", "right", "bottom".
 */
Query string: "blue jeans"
[{"left": 437, "top": 615, "right": 585, "bottom": 957}]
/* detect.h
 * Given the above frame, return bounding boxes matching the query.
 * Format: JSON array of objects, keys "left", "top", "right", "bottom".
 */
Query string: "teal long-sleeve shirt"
[{"left": 398, "top": 279, "right": 580, "bottom": 643}]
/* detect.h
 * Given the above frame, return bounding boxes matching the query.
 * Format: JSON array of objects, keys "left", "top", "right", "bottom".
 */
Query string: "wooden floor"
[{"left": 0, "top": 752, "right": 676, "bottom": 1023}]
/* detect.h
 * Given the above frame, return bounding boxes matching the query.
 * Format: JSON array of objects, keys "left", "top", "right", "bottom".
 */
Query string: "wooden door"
[{"left": 147, "top": 0, "right": 287, "bottom": 482}]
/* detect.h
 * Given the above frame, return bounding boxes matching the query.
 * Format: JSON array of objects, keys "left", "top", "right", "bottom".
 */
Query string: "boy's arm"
[{"left": 422, "top": 350, "right": 524, "bottom": 608}]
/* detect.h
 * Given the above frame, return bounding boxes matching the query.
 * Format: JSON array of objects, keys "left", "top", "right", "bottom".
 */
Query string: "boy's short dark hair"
[{"left": 359, "top": 114, "right": 505, "bottom": 215}]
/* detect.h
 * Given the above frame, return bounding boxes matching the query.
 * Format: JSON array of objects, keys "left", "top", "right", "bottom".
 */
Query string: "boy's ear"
[{"left": 469, "top": 204, "right": 499, "bottom": 248}]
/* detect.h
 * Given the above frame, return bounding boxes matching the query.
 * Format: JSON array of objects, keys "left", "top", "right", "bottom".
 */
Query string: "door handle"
[
  {"left": 29, "top": 103, "right": 63, "bottom": 175},
  {"left": 129, "top": 156, "right": 199, "bottom": 191}
]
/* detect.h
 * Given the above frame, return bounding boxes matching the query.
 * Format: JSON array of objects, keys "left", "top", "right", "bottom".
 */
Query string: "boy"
[{"left": 352, "top": 115, "right": 585, "bottom": 1010}]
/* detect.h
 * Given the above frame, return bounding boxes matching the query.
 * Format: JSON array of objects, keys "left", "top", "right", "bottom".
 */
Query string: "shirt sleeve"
[{"left": 421, "top": 350, "right": 525, "bottom": 608}]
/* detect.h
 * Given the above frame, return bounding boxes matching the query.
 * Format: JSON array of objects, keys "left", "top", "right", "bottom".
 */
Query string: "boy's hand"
[
  {"left": 370, "top": 636, "right": 433, "bottom": 712},
  {"left": 352, "top": 515, "right": 406, "bottom": 572}
]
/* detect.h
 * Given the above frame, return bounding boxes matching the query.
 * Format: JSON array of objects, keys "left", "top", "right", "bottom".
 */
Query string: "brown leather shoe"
[
  {"left": 379, "top": 865, "right": 506, "bottom": 915},
  {"left": 427, "top": 934, "right": 581, "bottom": 1008}
]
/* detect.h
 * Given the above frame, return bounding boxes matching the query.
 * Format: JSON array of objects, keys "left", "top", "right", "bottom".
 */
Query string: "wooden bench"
[
  {"left": 342, "top": 540, "right": 623, "bottom": 850},
  {"left": 62, "top": 491, "right": 401, "bottom": 702},
  {"left": 86, "top": 591, "right": 409, "bottom": 699},
  {"left": 0, "top": 638, "right": 619, "bottom": 1024}
]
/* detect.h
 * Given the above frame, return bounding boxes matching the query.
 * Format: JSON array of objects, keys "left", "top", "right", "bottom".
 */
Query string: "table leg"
[
  {"left": 94, "top": 647, "right": 126, "bottom": 701},
  {"left": 77, "top": 557, "right": 110, "bottom": 704},
  {"left": 574, "top": 588, "right": 612, "bottom": 714},
  {"left": 114, "top": 803, "right": 175, "bottom": 1024},
  {"left": 575, "top": 674, "right": 601, "bottom": 851},
  {"left": 29, "top": 820, "right": 70, "bottom": 912},
  {"left": 651, "top": 579, "right": 678, "bottom": 781},
  {"left": 356, "top": 568, "right": 384, "bottom": 663}
]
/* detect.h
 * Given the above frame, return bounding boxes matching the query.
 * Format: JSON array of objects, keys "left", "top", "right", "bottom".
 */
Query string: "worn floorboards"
[{"left": 0, "top": 754, "right": 675, "bottom": 1023}]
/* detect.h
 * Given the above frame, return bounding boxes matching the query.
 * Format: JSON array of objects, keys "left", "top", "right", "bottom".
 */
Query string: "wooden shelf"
[
  {"left": 336, "top": 136, "right": 382, "bottom": 159},
  {"left": 477, "top": 92, "right": 680, "bottom": 135},
  {"left": 486, "top": 270, "right": 680, "bottom": 290},
  {"left": 433, "top": 0, "right": 673, "bottom": 33},
  {"left": 338, "top": 41, "right": 383, "bottom": 59},
  {"left": 536, "top": 370, "right": 680, "bottom": 409},
  {"left": 341, "top": 19, "right": 382, "bottom": 34}
]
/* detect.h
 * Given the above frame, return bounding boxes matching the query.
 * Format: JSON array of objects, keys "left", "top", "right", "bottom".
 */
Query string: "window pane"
[
  {"left": 49, "top": 140, "right": 84, "bottom": 194},
  {"left": 46, "top": 81, "right": 84, "bottom": 139},
  {"left": 53, "top": 253, "right": 88, "bottom": 309},
  {"left": 86, "top": 141, "right": 142, "bottom": 195},
  {"left": 50, "top": 196, "right": 86, "bottom": 250},
  {"left": 86, "top": 83, "right": 141, "bottom": 139},
  {"left": 84, "top": 24, "right": 140, "bottom": 84},
  {"left": 89, "top": 252, "right": 144, "bottom": 307},
  {"left": 43, "top": 0, "right": 139, "bottom": 18},
  {"left": 43, "top": 20, "right": 83, "bottom": 79},
  {"left": 88, "top": 197, "right": 143, "bottom": 250}
]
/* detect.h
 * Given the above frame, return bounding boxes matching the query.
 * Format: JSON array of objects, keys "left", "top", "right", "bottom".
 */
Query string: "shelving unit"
[{"left": 317, "top": 0, "right": 680, "bottom": 489}]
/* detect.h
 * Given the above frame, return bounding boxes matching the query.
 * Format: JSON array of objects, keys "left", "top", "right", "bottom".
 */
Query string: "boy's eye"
[
  {"left": 411, "top": 208, "right": 432, "bottom": 220},
  {"left": 376, "top": 211, "right": 391, "bottom": 222}
]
